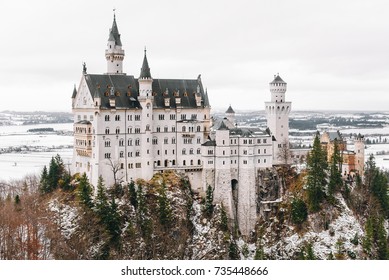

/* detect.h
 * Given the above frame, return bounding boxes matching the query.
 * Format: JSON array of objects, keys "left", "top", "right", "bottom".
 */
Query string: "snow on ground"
[
  {"left": 48, "top": 199, "right": 79, "bottom": 239},
  {"left": 265, "top": 194, "right": 363, "bottom": 259}
]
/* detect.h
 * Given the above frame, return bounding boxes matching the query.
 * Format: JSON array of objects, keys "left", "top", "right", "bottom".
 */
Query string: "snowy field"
[{"left": 0, "top": 123, "right": 73, "bottom": 181}]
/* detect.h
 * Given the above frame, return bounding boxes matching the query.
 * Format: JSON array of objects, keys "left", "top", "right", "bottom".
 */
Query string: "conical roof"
[
  {"left": 108, "top": 14, "right": 122, "bottom": 46},
  {"left": 139, "top": 48, "right": 152, "bottom": 79},
  {"left": 270, "top": 74, "right": 286, "bottom": 84},
  {"left": 226, "top": 105, "right": 235, "bottom": 114}
]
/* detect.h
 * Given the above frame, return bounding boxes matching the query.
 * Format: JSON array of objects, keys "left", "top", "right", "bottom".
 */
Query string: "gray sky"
[{"left": 1, "top": 0, "right": 388, "bottom": 112}]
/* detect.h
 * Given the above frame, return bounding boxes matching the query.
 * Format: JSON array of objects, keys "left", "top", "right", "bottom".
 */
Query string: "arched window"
[
  {"left": 197, "top": 148, "right": 201, "bottom": 154},
  {"left": 190, "top": 148, "right": 194, "bottom": 154},
  {"left": 182, "top": 148, "right": 186, "bottom": 155},
  {"left": 135, "top": 138, "right": 140, "bottom": 146},
  {"left": 197, "top": 125, "right": 201, "bottom": 132},
  {"left": 182, "top": 126, "right": 186, "bottom": 132}
]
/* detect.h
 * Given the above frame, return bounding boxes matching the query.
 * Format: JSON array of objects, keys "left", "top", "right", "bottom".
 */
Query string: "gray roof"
[
  {"left": 270, "top": 74, "right": 286, "bottom": 84},
  {"left": 139, "top": 49, "right": 152, "bottom": 79},
  {"left": 217, "top": 120, "right": 229, "bottom": 130},
  {"left": 327, "top": 131, "right": 343, "bottom": 141},
  {"left": 108, "top": 14, "right": 122, "bottom": 46},
  {"left": 81, "top": 74, "right": 210, "bottom": 109},
  {"left": 226, "top": 105, "right": 235, "bottom": 114},
  {"left": 202, "top": 139, "right": 216, "bottom": 146}
]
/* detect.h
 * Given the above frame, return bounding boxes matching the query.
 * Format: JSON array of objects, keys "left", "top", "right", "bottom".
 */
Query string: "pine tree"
[
  {"left": 106, "top": 197, "right": 121, "bottom": 246},
  {"left": 136, "top": 183, "right": 152, "bottom": 239},
  {"left": 228, "top": 240, "right": 240, "bottom": 260},
  {"left": 78, "top": 173, "right": 94, "bottom": 208},
  {"left": 220, "top": 204, "right": 229, "bottom": 231},
  {"left": 95, "top": 176, "right": 109, "bottom": 215},
  {"left": 328, "top": 139, "right": 343, "bottom": 197},
  {"left": 158, "top": 183, "right": 172, "bottom": 228},
  {"left": 290, "top": 198, "right": 308, "bottom": 225},
  {"left": 306, "top": 134, "right": 328, "bottom": 212},
  {"left": 205, "top": 185, "right": 214, "bottom": 217},
  {"left": 39, "top": 165, "right": 50, "bottom": 194},
  {"left": 128, "top": 180, "right": 137, "bottom": 209}
]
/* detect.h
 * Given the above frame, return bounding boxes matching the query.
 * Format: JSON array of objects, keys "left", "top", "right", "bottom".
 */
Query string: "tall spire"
[
  {"left": 108, "top": 11, "right": 122, "bottom": 46},
  {"left": 139, "top": 48, "right": 152, "bottom": 79},
  {"left": 105, "top": 12, "right": 125, "bottom": 74}
]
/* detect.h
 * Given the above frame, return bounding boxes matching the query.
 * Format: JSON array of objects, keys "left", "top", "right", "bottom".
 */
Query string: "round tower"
[
  {"left": 265, "top": 74, "right": 291, "bottom": 164},
  {"left": 354, "top": 134, "right": 365, "bottom": 177},
  {"left": 105, "top": 13, "right": 125, "bottom": 74}
]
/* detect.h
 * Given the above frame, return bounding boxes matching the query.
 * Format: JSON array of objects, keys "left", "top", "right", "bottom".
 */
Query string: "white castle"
[{"left": 72, "top": 15, "right": 291, "bottom": 235}]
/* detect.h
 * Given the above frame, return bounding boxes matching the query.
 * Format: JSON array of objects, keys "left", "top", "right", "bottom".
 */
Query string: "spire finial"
[
  {"left": 82, "top": 62, "right": 87, "bottom": 74},
  {"left": 113, "top": 8, "right": 116, "bottom": 18},
  {"left": 144, "top": 46, "right": 147, "bottom": 55}
]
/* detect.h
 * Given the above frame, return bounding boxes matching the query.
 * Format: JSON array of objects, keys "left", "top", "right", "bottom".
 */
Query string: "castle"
[{"left": 72, "top": 15, "right": 291, "bottom": 235}]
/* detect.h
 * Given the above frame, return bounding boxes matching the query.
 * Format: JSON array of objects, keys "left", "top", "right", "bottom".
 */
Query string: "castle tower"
[
  {"left": 265, "top": 74, "right": 291, "bottom": 164},
  {"left": 354, "top": 133, "right": 365, "bottom": 177},
  {"left": 213, "top": 122, "right": 234, "bottom": 224},
  {"left": 105, "top": 13, "right": 125, "bottom": 74},
  {"left": 225, "top": 105, "right": 236, "bottom": 126},
  {"left": 138, "top": 48, "right": 154, "bottom": 180}
]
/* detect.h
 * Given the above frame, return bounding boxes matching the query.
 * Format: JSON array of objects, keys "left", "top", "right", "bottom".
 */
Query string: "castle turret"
[
  {"left": 105, "top": 13, "right": 125, "bottom": 74},
  {"left": 354, "top": 134, "right": 365, "bottom": 177},
  {"left": 138, "top": 48, "right": 154, "bottom": 180},
  {"left": 265, "top": 74, "right": 291, "bottom": 164},
  {"left": 225, "top": 105, "right": 236, "bottom": 127}
]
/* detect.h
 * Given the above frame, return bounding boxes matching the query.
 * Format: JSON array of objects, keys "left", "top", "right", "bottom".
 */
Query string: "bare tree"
[
  {"left": 106, "top": 158, "right": 124, "bottom": 186},
  {"left": 277, "top": 139, "right": 293, "bottom": 165}
]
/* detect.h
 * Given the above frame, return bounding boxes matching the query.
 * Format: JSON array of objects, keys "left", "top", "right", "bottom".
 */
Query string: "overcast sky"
[{"left": 1, "top": 0, "right": 388, "bottom": 112}]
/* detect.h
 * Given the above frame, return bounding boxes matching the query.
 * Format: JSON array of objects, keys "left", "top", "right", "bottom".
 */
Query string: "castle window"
[
  {"left": 164, "top": 138, "right": 168, "bottom": 144},
  {"left": 115, "top": 115, "right": 120, "bottom": 121},
  {"left": 128, "top": 139, "right": 132, "bottom": 146},
  {"left": 172, "top": 137, "right": 176, "bottom": 144},
  {"left": 119, "top": 139, "right": 124, "bottom": 146},
  {"left": 128, "top": 163, "right": 133, "bottom": 169},
  {"left": 105, "top": 115, "right": 110, "bottom": 121},
  {"left": 136, "top": 163, "right": 141, "bottom": 168},
  {"left": 223, "top": 151, "right": 225, "bottom": 155},
  {"left": 116, "top": 128, "right": 120, "bottom": 134},
  {"left": 208, "top": 150, "right": 214, "bottom": 155},
  {"left": 135, "top": 115, "right": 141, "bottom": 121},
  {"left": 198, "top": 159, "right": 201, "bottom": 165},
  {"left": 197, "top": 148, "right": 201, "bottom": 154},
  {"left": 165, "top": 150, "right": 167, "bottom": 155},
  {"left": 182, "top": 126, "right": 186, "bottom": 132},
  {"left": 105, "top": 128, "right": 110, "bottom": 134},
  {"left": 223, "top": 140, "right": 225, "bottom": 145},
  {"left": 172, "top": 160, "right": 176, "bottom": 166},
  {"left": 128, "top": 127, "right": 132, "bottom": 133},
  {"left": 191, "top": 160, "right": 194, "bottom": 165},
  {"left": 170, "top": 114, "right": 176, "bottom": 120},
  {"left": 136, "top": 151, "right": 140, "bottom": 157},
  {"left": 128, "top": 115, "right": 132, "bottom": 121},
  {"left": 258, "top": 159, "right": 261, "bottom": 163},
  {"left": 249, "top": 140, "right": 253, "bottom": 144},
  {"left": 243, "top": 150, "right": 247, "bottom": 155},
  {"left": 172, "top": 149, "right": 175, "bottom": 155},
  {"left": 135, "top": 127, "right": 140, "bottom": 134},
  {"left": 182, "top": 149, "right": 186, "bottom": 155},
  {"left": 135, "top": 138, "right": 140, "bottom": 146},
  {"left": 263, "top": 139, "right": 267, "bottom": 144},
  {"left": 190, "top": 148, "right": 194, "bottom": 155},
  {"left": 257, "top": 139, "right": 261, "bottom": 144},
  {"left": 258, "top": 149, "right": 261, "bottom": 154},
  {"left": 159, "top": 114, "right": 165, "bottom": 120},
  {"left": 181, "top": 114, "right": 186, "bottom": 120},
  {"left": 243, "top": 140, "right": 247, "bottom": 144},
  {"left": 152, "top": 137, "right": 158, "bottom": 145},
  {"left": 104, "top": 153, "right": 111, "bottom": 159},
  {"left": 264, "top": 149, "right": 267, "bottom": 154},
  {"left": 128, "top": 152, "right": 133, "bottom": 157},
  {"left": 243, "top": 160, "right": 247, "bottom": 164},
  {"left": 164, "top": 126, "right": 168, "bottom": 132},
  {"left": 183, "top": 160, "right": 186, "bottom": 166},
  {"left": 120, "top": 151, "right": 124, "bottom": 158},
  {"left": 223, "top": 161, "right": 225, "bottom": 165},
  {"left": 156, "top": 126, "right": 161, "bottom": 132},
  {"left": 146, "top": 125, "right": 150, "bottom": 131},
  {"left": 264, "top": 159, "right": 267, "bottom": 163},
  {"left": 172, "top": 126, "right": 176, "bottom": 132}
]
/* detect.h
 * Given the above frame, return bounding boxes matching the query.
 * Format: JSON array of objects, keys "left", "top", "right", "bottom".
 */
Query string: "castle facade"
[{"left": 72, "top": 15, "right": 291, "bottom": 235}]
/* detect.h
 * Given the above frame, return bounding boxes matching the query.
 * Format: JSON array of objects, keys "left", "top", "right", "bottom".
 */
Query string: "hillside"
[{"left": 0, "top": 159, "right": 388, "bottom": 259}]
